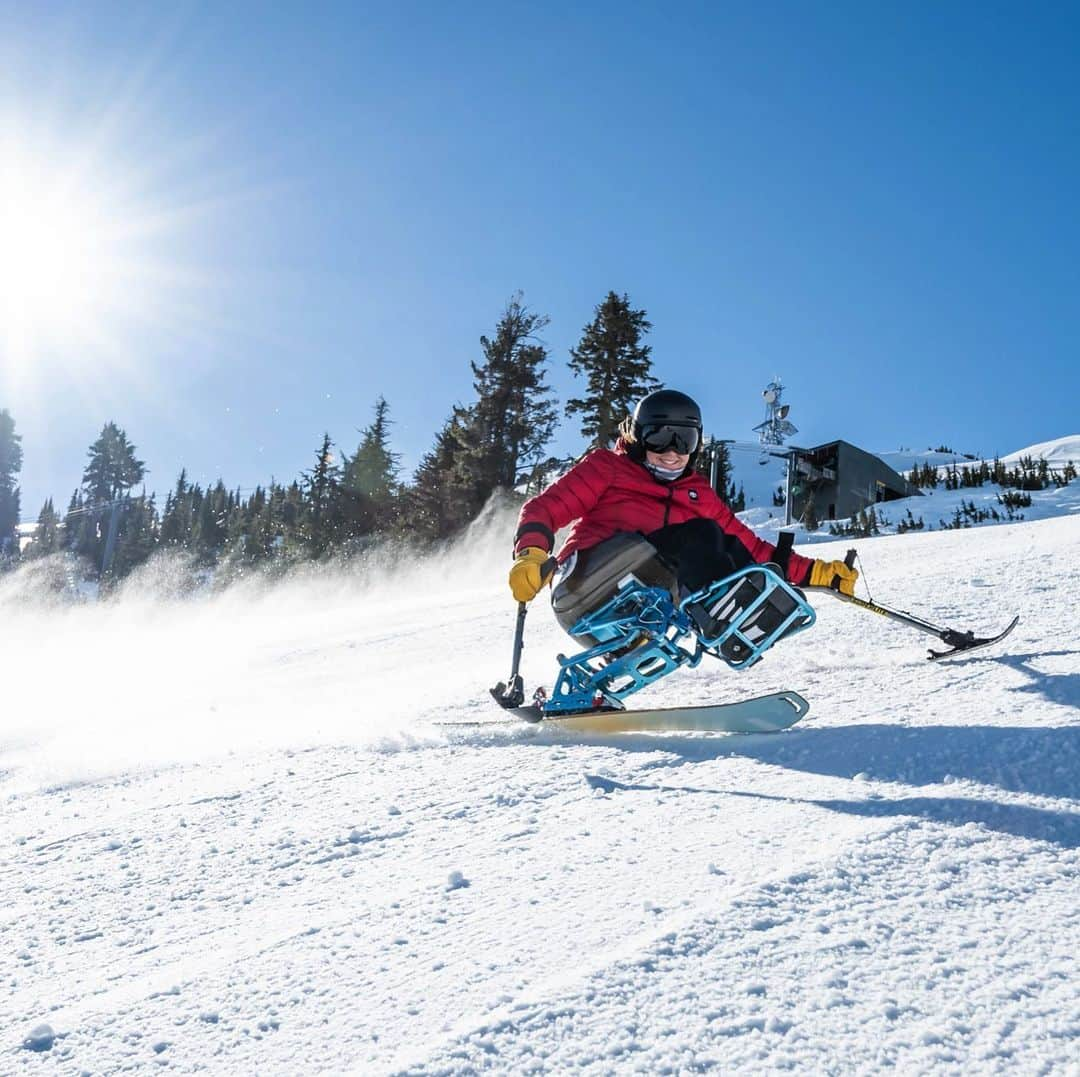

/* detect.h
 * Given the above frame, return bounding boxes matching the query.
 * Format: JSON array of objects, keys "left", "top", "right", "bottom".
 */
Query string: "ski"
[
  {"left": 926, "top": 615, "right": 1019, "bottom": 661},
  {"left": 445, "top": 690, "right": 810, "bottom": 734}
]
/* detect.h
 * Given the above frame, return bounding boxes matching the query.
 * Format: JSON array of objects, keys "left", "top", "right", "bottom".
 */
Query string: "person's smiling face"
[{"left": 645, "top": 448, "right": 690, "bottom": 472}]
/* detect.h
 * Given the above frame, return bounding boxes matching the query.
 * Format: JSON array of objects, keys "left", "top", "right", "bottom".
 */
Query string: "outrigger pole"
[
  {"left": 828, "top": 549, "right": 1019, "bottom": 660},
  {"left": 491, "top": 601, "right": 529, "bottom": 708}
]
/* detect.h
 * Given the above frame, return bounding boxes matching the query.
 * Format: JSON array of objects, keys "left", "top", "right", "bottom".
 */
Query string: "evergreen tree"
[
  {"left": 240, "top": 486, "right": 273, "bottom": 564},
  {"left": 455, "top": 294, "right": 558, "bottom": 510},
  {"left": 78, "top": 422, "right": 146, "bottom": 573},
  {"left": 566, "top": 292, "right": 659, "bottom": 447},
  {"left": 0, "top": 408, "right": 23, "bottom": 559},
  {"left": 349, "top": 397, "right": 400, "bottom": 501},
  {"left": 107, "top": 492, "right": 159, "bottom": 580},
  {"left": 341, "top": 396, "right": 401, "bottom": 537},
  {"left": 82, "top": 422, "right": 146, "bottom": 504},
  {"left": 277, "top": 481, "right": 305, "bottom": 555},
  {"left": 26, "top": 498, "right": 60, "bottom": 559},
  {"left": 695, "top": 438, "right": 733, "bottom": 498},
  {"left": 63, "top": 490, "right": 91, "bottom": 555},
  {"left": 159, "top": 470, "right": 195, "bottom": 548},
  {"left": 401, "top": 409, "right": 473, "bottom": 541},
  {"left": 304, "top": 433, "right": 343, "bottom": 556},
  {"left": 193, "top": 481, "right": 229, "bottom": 564}
]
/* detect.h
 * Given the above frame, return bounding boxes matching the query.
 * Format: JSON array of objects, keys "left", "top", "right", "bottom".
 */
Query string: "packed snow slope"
[{"left": 2, "top": 461, "right": 1079, "bottom": 1073}]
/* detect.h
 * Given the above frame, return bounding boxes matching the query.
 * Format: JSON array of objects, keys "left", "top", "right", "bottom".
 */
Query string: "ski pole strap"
[{"left": 773, "top": 530, "right": 794, "bottom": 577}]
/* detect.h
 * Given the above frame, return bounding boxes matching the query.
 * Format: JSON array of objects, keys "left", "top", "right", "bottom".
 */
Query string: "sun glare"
[
  {"left": 3, "top": 167, "right": 105, "bottom": 332},
  {"left": 0, "top": 98, "right": 227, "bottom": 399},
  {"left": 1, "top": 145, "right": 139, "bottom": 376}
]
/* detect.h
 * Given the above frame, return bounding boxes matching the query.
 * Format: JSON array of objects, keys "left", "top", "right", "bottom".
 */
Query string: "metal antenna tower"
[{"left": 752, "top": 378, "right": 798, "bottom": 448}]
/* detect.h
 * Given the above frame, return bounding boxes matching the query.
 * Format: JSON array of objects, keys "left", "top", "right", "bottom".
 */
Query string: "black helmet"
[{"left": 631, "top": 389, "right": 703, "bottom": 457}]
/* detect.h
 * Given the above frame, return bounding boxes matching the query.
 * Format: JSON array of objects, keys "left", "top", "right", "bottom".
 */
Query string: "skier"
[{"left": 508, "top": 389, "right": 858, "bottom": 641}]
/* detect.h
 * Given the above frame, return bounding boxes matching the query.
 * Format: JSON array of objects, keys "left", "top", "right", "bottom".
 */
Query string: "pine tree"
[
  {"left": 193, "top": 481, "right": 229, "bottom": 564},
  {"left": 63, "top": 490, "right": 90, "bottom": 554},
  {"left": 0, "top": 408, "right": 23, "bottom": 559},
  {"left": 566, "top": 292, "right": 659, "bottom": 447},
  {"left": 341, "top": 396, "right": 401, "bottom": 537},
  {"left": 241, "top": 486, "right": 273, "bottom": 564},
  {"left": 26, "top": 498, "right": 60, "bottom": 559},
  {"left": 82, "top": 422, "right": 146, "bottom": 505},
  {"left": 401, "top": 409, "right": 473, "bottom": 542},
  {"left": 457, "top": 294, "right": 558, "bottom": 505},
  {"left": 159, "top": 470, "right": 195, "bottom": 548},
  {"left": 107, "top": 492, "right": 159, "bottom": 580},
  {"left": 277, "top": 481, "right": 305, "bottom": 555},
  {"left": 695, "top": 439, "right": 733, "bottom": 498},
  {"left": 304, "top": 433, "right": 343, "bottom": 556},
  {"left": 77, "top": 422, "right": 146, "bottom": 573}
]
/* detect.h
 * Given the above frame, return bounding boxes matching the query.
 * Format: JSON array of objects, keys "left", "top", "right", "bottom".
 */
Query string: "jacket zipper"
[{"left": 662, "top": 484, "right": 675, "bottom": 527}]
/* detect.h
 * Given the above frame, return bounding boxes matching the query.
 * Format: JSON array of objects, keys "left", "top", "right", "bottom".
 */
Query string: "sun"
[
  {"left": 0, "top": 55, "right": 241, "bottom": 418},
  {"left": 0, "top": 143, "right": 141, "bottom": 377}
]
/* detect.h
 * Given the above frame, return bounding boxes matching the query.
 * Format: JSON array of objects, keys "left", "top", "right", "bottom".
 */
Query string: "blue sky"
[{"left": 3, "top": 2, "right": 1079, "bottom": 518}]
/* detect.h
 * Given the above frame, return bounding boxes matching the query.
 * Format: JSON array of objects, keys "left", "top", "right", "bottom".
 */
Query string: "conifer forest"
[{"left": 3, "top": 292, "right": 721, "bottom": 588}]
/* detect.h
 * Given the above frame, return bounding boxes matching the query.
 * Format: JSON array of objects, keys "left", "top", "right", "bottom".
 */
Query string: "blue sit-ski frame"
[{"left": 539, "top": 565, "right": 815, "bottom": 716}]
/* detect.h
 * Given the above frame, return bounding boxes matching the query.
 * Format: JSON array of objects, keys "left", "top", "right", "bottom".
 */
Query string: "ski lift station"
[
  {"left": 785, "top": 440, "right": 921, "bottom": 525},
  {"left": 713, "top": 379, "right": 922, "bottom": 526}
]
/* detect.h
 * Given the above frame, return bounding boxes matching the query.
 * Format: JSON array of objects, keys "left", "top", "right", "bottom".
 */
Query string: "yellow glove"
[
  {"left": 509, "top": 547, "right": 556, "bottom": 603},
  {"left": 807, "top": 558, "right": 859, "bottom": 596}
]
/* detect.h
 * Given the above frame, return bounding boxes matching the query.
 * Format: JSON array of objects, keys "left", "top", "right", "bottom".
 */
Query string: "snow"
[
  {"left": 875, "top": 447, "right": 980, "bottom": 473},
  {"left": 874, "top": 435, "right": 1080, "bottom": 475},
  {"left": 2, "top": 439, "right": 1079, "bottom": 1074},
  {"left": 1000, "top": 435, "right": 1080, "bottom": 467},
  {"left": 733, "top": 433, "right": 1080, "bottom": 546}
]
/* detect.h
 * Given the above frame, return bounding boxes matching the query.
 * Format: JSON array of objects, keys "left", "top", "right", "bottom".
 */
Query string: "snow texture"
[{"left": 1, "top": 437, "right": 1078, "bottom": 1074}]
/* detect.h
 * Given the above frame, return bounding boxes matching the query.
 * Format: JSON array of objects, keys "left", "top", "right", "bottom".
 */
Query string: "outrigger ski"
[
  {"left": 926, "top": 615, "right": 1020, "bottom": 661},
  {"left": 822, "top": 551, "right": 1020, "bottom": 663}
]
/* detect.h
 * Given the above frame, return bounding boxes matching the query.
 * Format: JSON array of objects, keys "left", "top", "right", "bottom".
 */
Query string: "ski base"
[
  {"left": 502, "top": 689, "right": 810, "bottom": 734},
  {"left": 927, "top": 615, "right": 1019, "bottom": 661}
]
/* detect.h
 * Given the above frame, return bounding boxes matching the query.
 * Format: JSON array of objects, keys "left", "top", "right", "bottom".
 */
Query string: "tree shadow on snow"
[{"left": 986, "top": 649, "right": 1080, "bottom": 709}]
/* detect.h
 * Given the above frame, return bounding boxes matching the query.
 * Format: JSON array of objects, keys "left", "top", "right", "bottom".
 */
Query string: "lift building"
[{"left": 785, "top": 440, "right": 921, "bottom": 525}]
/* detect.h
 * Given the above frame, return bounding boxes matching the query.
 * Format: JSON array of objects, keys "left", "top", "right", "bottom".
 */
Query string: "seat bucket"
[{"left": 550, "top": 533, "right": 676, "bottom": 643}]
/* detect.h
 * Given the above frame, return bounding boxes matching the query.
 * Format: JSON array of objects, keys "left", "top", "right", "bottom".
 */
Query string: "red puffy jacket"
[{"left": 514, "top": 442, "right": 814, "bottom": 585}]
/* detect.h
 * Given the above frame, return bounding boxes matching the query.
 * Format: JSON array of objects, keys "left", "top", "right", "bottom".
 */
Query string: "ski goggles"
[{"left": 640, "top": 424, "right": 701, "bottom": 455}]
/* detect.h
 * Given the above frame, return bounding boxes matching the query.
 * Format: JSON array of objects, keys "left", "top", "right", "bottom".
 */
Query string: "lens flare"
[
  {"left": 0, "top": 137, "right": 149, "bottom": 378},
  {"left": 0, "top": 91, "right": 229, "bottom": 403}
]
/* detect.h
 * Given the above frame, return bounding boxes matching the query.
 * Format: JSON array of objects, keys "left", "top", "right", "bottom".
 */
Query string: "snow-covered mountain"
[
  {"left": 2, "top": 437, "right": 1078, "bottom": 1074},
  {"left": 1000, "top": 435, "right": 1080, "bottom": 467},
  {"left": 875, "top": 436, "right": 1080, "bottom": 474}
]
